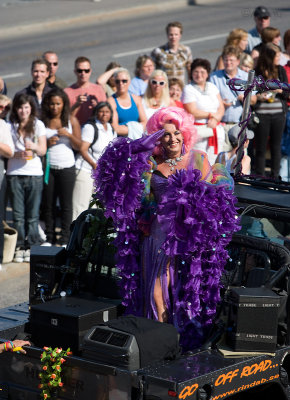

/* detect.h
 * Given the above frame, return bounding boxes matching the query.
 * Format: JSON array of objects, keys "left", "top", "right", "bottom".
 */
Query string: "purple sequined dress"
[
  {"left": 141, "top": 172, "right": 170, "bottom": 320},
  {"left": 93, "top": 136, "right": 240, "bottom": 350}
]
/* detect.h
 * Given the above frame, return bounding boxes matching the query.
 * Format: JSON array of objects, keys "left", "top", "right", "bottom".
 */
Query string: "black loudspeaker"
[
  {"left": 30, "top": 297, "right": 118, "bottom": 352},
  {"left": 226, "top": 287, "right": 280, "bottom": 352},
  {"left": 29, "top": 245, "right": 66, "bottom": 304},
  {"left": 83, "top": 325, "right": 140, "bottom": 370},
  {"left": 82, "top": 315, "right": 180, "bottom": 370}
]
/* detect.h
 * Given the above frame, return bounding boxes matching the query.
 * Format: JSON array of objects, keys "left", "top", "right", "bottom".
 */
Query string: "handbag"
[
  {"left": 240, "top": 110, "right": 260, "bottom": 131},
  {"left": 2, "top": 221, "right": 18, "bottom": 264},
  {"left": 195, "top": 124, "right": 214, "bottom": 139}
]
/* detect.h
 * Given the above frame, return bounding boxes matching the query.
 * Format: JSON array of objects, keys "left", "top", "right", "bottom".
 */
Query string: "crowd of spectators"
[{"left": 0, "top": 7, "right": 290, "bottom": 267}]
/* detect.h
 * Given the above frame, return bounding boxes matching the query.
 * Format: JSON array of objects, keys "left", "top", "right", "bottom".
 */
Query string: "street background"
[{"left": 0, "top": 0, "right": 290, "bottom": 306}]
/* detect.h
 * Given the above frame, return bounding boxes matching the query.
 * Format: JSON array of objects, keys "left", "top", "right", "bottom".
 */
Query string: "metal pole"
[{"left": 234, "top": 70, "right": 255, "bottom": 177}]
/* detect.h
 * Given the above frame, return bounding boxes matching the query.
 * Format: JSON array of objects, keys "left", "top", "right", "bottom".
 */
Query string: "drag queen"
[{"left": 93, "top": 107, "right": 239, "bottom": 349}]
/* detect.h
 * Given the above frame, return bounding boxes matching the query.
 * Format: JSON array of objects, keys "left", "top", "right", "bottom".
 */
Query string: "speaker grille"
[
  {"left": 91, "top": 328, "right": 111, "bottom": 343},
  {"left": 107, "top": 332, "right": 129, "bottom": 347},
  {"left": 90, "top": 328, "right": 129, "bottom": 347}
]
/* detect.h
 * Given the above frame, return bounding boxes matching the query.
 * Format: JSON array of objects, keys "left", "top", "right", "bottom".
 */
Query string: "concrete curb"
[{"left": 0, "top": 0, "right": 188, "bottom": 39}]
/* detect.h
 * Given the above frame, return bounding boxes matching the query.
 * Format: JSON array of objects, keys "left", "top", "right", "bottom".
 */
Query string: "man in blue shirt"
[
  {"left": 210, "top": 46, "right": 256, "bottom": 149},
  {"left": 246, "top": 6, "right": 271, "bottom": 53}
]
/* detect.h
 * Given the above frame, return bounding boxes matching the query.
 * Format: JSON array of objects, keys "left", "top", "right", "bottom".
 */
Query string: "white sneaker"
[
  {"left": 41, "top": 242, "right": 52, "bottom": 247},
  {"left": 23, "top": 249, "right": 30, "bottom": 263},
  {"left": 14, "top": 249, "right": 24, "bottom": 263}
]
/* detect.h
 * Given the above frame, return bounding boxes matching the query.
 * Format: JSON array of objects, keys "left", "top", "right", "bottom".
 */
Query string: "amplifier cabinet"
[
  {"left": 30, "top": 297, "right": 118, "bottom": 351},
  {"left": 29, "top": 246, "right": 66, "bottom": 304},
  {"left": 226, "top": 287, "right": 280, "bottom": 352}
]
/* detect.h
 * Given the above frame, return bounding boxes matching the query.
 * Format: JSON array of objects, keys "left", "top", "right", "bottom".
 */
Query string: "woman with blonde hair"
[
  {"left": 215, "top": 28, "right": 248, "bottom": 71},
  {"left": 142, "top": 69, "right": 175, "bottom": 119},
  {"left": 239, "top": 53, "right": 254, "bottom": 73}
]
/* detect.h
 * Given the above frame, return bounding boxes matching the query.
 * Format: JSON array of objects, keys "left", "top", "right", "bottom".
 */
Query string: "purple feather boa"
[
  {"left": 92, "top": 137, "right": 151, "bottom": 314},
  {"left": 93, "top": 138, "right": 240, "bottom": 349},
  {"left": 157, "top": 167, "right": 240, "bottom": 349}
]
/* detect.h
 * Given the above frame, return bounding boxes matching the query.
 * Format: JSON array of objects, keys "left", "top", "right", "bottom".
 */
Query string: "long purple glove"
[{"left": 130, "top": 129, "right": 165, "bottom": 154}]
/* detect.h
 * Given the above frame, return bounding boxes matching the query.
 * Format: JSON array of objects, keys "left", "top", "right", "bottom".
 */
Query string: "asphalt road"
[{"left": 1, "top": 0, "right": 290, "bottom": 97}]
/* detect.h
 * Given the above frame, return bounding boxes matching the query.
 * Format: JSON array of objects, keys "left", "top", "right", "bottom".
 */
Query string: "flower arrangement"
[{"left": 39, "top": 346, "right": 72, "bottom": 399}]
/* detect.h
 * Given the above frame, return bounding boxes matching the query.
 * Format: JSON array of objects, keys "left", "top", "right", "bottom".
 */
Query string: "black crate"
[
  {"left": 226, "top": 287, "right": 280, "bottom": 352},
  {"left": 30, "top": 297, "right": 118, "bottom": 351}
]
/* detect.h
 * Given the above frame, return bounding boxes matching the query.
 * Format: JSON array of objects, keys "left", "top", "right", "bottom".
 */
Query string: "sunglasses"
[
  {"left": 151, "top": 79, "right": 166, "bottom": 86},
  {"left": 115, "top": 79, "right": 128, "bottom": 84},
  {"left": 49, "top": 62, "right": 58, "bottom": 66},
  {"left": 258, "top": 16, "right": 269, "bottom": 20},
  {"left": 76, "top": 68, "right": 91, "bottom": 74},
  {"left": 0, "top": 105, "right": 10, "bottom": 111}
]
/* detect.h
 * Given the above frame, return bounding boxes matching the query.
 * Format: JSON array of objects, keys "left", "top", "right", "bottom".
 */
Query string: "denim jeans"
[{"left": 7, "top": 175, "right": 43, "bottom": 248}]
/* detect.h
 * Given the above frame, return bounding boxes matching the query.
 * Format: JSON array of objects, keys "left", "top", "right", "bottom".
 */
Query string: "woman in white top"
[
  {"left": 41, "top": 88, "right": 81, "bottom": 246},
  {"left": 0, "top": 119, "right": 14, "bottom": 269},
  {"left": 72, "top": 101, "right": 116, "bottom": 220},
  {"left": 142, "top": 70, "right": 175, "bottom": 120},
  {"left": 7, "top": 94, "right": 47, "bottom": 262},
  {"left": 182, "top": 58, "right": 225, "bottom": 165}
]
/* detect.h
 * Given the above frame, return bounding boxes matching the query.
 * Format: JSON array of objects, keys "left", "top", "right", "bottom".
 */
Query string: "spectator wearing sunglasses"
[
  {"left": 42, "top": 51, "right": 67, "bottom": 90},
  {"left": 16, "top": 59, "right": 56, "bottom": 116},
  {"left": 246, "top": 6, "right": 271, "bottom": 53},
  {"left": 64, "top": 57, "right": 106, "bottom": 126},
  {"left": 142, "top": 70, "right": 175, "bottom": 119},
  {"left": 108, "top": 68, "right": 147, "bottom": 138},
  {"left": 151, "top": 21, "right": 192, "bottom": 84}
]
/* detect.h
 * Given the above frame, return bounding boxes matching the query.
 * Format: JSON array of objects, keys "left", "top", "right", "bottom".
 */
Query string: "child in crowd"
[
  {"left": 169, "top": 77, "right": 184, "bottom": 108},
  {"left": 215, "top": 124, "right": 254, "bottom": 174}
]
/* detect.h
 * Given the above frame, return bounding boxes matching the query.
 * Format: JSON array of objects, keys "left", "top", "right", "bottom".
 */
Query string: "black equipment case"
[
  {"left": 30, "top": 296, "right": 118, "bottom": 351},
  {"left": 226, "top": 287, "right": 280, "bottom": 352}
]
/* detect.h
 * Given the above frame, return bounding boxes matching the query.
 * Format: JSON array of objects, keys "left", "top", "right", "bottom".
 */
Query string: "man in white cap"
[
  {"left": 246, "top": 6, "right": 271, "bottom": 53},
  {"left": 215, "top": 124, "right": 254, "bottom": 175}
]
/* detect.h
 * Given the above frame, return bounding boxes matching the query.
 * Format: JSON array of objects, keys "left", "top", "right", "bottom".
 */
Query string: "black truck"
[{"left": 1, "top": 177, "right": 290, "bottom": 400}]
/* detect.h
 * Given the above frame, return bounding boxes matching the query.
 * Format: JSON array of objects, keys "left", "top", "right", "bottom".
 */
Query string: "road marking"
[
  {"left": 113, "top": 32, "right": 228, "bottom": 58},
  {"left": 2, "top": 73, "right": 25, "bottom": 79}
]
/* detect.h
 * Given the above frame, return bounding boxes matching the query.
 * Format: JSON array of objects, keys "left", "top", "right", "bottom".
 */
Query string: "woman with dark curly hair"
[
  {"left": 72, "top": 101, "right": 116, "bottom": 220},
  {"left": 7, "top": 94, "right": 47, "bottom": 262},
  {"left": 182, "top": 58, "right": 225, "bottom": 165},
  {"left": 254, "top": 43, "right": 288, "bottom": 177},
  {"left": 41, "top": 88, "right": 81, "bottom": 246}
]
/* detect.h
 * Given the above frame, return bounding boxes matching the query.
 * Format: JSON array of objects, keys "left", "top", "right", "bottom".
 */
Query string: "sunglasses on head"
[
  {"left": 49, "top": 62, "right": 58, "bottom": 66},
  {"left": 151, "top": 79, "right": 166, "bottom": 86},
  {"left": 76, "top": 68, "right": 90, "bottom": 74},
  {"left": 115, "top": 79, "right": 128, "bottom": 84}
]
